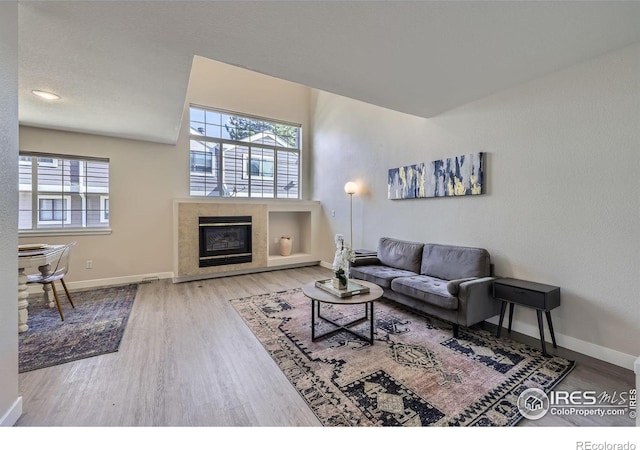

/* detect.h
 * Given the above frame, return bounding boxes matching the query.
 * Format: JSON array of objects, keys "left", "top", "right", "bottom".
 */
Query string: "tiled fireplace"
[{"left": 175, "top": 201, "right": 268, "bottom": 279}]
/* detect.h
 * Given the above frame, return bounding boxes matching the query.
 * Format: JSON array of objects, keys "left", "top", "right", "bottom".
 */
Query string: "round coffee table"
[{"left": 302, "top": 279, "right": 383, "bottom": 344}]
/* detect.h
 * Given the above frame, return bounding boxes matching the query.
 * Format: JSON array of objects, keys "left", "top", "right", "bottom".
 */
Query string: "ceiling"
[{"left": 18, "top": 1, "right": 640, "bottom": 145}]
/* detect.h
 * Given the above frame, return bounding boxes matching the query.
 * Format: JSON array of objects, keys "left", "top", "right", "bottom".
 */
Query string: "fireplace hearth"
[{"left": 199, "top": 216, "right": 252, "bottom": 267}]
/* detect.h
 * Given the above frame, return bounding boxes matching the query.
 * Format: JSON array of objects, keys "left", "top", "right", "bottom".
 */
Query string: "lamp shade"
[{"left": 344, "top": 181, "right": 358, "bottom": 195}]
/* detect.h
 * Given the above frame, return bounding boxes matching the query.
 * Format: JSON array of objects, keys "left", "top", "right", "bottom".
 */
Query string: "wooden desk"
[{"left": 18, "top": 245, "right": 65, "bottom": 333}]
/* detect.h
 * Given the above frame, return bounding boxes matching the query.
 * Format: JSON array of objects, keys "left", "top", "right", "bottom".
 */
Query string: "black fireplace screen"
[{"left": 199, "top": 216, "right": 252, "bottom": 267}]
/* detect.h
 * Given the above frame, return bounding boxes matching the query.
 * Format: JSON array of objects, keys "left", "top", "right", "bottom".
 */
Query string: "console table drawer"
[
  {"left": 493, "top": 284, "right": 546, "bottom": 308},
  {"left": 493, "top": 278, "right": 560, "bottom": 311}
]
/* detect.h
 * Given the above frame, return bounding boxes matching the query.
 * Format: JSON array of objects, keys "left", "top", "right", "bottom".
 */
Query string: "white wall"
[
  {"left": 19, "top": 56, "right": 311, "bottom": 286},
  {"left": 310, "top": 43, "right": 640, "bottom": 367},
  {"left": 0, "top": 1, "right": 22, "bottom": 426}
]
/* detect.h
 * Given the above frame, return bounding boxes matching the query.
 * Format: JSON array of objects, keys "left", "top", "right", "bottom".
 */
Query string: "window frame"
[
  {"left": 18, "top": 152, "right": 111, "bottom": 235},
  {"left": 189, "top": 105, "right": 301, "bottom": 200}
]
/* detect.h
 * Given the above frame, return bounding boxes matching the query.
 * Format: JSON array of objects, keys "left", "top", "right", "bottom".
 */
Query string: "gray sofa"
[{"left": 350, "top": 237, "right": 501, "bottom": 337}]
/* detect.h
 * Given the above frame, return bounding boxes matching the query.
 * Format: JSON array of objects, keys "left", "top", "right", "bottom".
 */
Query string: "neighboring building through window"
[
  {"left": 37, "top": 195, "right": 71, "bottom": 225},
  {"left": 18, "top": 153, "right": 110, "bottom": 231},
  {"left": 189, "top": 106, "right": 301, "bottom": 199}
]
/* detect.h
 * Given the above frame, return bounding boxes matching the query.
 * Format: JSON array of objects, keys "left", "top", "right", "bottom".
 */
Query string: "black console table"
[{"left": 493, "top": 278, "right": 560, "bottom": 357}]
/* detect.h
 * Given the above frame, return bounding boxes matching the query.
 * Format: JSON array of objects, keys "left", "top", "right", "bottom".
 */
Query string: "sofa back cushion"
[
  {"left": 421, "top": 244, "right": 490, "bottom": 280},
  {"left": 377, "top": 237, "right": 424, "bottom": 273}
]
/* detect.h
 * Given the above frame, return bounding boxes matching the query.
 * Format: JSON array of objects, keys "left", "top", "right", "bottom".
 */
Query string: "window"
[
  {"left": 243, "top": 154, "right": 274, "bottom": 180},
  {"left": 189, "top": 106, "right": 300, "bottom": 199},
  {"left": 19, "top": 153, "right": 110, "bottom": 231},
  {"left": 37, "top": 195, "right": 71, "bottom": 225},
  {"left": 100, "top": 196, "right": 110, "bottom": 223},
  {"left": 190, "top": 149, "right": 214, "bottom": 174}
]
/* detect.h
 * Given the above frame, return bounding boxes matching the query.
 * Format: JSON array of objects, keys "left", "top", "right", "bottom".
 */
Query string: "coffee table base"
[{"left": 311, "top": 299, "right": 374, "bottom": 344}]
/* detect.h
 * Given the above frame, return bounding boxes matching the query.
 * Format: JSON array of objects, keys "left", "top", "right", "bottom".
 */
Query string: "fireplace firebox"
[{"left": 199, "top": 216, "right": 252, "bottom": 267}]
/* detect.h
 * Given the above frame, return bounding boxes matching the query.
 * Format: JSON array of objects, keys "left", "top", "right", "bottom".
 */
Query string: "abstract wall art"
[{"left": 388, "top": 152, "right": 485, "bottom": 200}]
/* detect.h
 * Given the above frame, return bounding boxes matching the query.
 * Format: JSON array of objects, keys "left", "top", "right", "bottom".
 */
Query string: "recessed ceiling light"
[{"left": 31, "top": 90, "right": 60, "bottom": 100}]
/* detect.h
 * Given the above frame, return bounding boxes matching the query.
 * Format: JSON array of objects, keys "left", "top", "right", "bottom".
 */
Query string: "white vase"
[{"left": 279, "top": 236, "right": 292, "bottom": 256}]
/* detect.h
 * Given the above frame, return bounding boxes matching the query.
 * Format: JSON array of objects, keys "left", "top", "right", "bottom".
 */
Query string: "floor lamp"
[{"left": 344, "top": 181, "right": 358, "bottom": 248}]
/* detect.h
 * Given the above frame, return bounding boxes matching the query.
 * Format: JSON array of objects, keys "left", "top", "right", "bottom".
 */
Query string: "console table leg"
[
  {"left": 536, "top": 309, "right": 548, "bottom": 356},
  {"left": 311, "top": 299, "right": 316, "bottom": 341},
  {"left": 545, "top": 311, "right": 557, "bottom": 348},
  {"left": 496, "top": 301, "right": 507, "bottom": 338},
  {"left": 508, "top": 303, "right": 514, "bottom": 333},
  {"left": 369, "top": 302, "right": 374, "bottom": 343}
]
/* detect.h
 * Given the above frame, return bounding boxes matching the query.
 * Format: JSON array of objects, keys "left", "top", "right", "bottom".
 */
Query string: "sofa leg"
[{"left": 452, "top": 324, "right": 459, "bottom": 338}]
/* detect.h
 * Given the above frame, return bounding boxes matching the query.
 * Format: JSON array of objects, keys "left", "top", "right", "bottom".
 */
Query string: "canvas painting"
[
  {"left": 388, "top": 152, "right": 484, "bottom": 200},
  {"left": 387, "top": 163, "right": 425, "bottom": 199}
]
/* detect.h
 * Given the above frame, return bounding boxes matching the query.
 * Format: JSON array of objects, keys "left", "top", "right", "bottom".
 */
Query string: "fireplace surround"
[
  {"left": 174, "top": 200, "right": 320, "bottom": 282},
  {"left": 199, "top": 216, "right": 252, "bottom": 267}
]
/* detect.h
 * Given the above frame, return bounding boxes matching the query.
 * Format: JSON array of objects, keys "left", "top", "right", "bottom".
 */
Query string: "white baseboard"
[
  {"left": 487, "top": 317, "right": 637, "bottom": 370},
  {"left": 26, "top": 272, "right": 174, "bottom": 294},
  {"left": 0, "top": 397, "right": 22, "bottom": 427},
  {"left": 320, "top": 261, "right": 332, "bottom": 270}
]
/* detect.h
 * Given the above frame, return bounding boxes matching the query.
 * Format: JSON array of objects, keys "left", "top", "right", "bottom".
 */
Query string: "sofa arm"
[
  {"left": 446, "top": 277, "right": 477, "bottom": 295},
  {"left": 457, "top": 277, "right": 502, "bottom": 327},
  {"left": 351, "top": 256, "right": 380, "bottom": 267}
]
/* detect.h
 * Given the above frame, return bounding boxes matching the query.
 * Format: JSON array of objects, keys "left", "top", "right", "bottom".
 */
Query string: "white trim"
[
  {"left": 19, "top": 228, "right": 111, "bottom": 238},
  {"left": 0, "top": 397, "right": 23, "bottom": 427},
  {"left": 65, "top": 272, "right": 174, "bottom": 291},
  {"left": 486, "top": 316, "right": 637, "bottom": 370},
  {"left": 26, "top": 272, "right": 175, "bottom": 295}
]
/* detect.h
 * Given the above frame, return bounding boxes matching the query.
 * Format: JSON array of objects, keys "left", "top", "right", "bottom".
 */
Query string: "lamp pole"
[
  {"left": 349, "top": 192, "right": 353, "bottom": 247},
  {"left": 344, "top": 181, "right": 357, "bottom": 248}
]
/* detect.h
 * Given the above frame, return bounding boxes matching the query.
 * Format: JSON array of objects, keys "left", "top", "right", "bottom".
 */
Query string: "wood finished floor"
[{"left": 16, "top": 266, "right": 635, "bottom": 426}]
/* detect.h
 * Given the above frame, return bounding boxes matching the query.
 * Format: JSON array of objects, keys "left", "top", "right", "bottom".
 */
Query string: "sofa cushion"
[
  {"left": 350, "top": 265, "right": 418, "bottom": 289},
  {"left": 391, "top": 275, "right": 458, "bottom": 310},
  {"left": 377, "top": 237, "right": 424, "bottom": 273},
  {"left": 421, "top": 244, "right": 491, "bottom": 280}
]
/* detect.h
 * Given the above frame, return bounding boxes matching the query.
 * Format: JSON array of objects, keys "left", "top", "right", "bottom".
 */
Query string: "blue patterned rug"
[
  {"left": 19, "top": 284, "right": 137, "bottom": 373},
  {"left": 231, "top": 288, "right": 575, "bottom": 426}
]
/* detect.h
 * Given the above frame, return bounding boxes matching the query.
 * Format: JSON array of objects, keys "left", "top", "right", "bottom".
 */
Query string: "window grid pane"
[
  {"left": 189, "top": 106, "right": 300, "bottom": 199},
  {"left": 19, "top": 155, "right": 110, "bottom": 230},
  {"left": 276, "top": 151, "right": 299, "bottom": 199}
]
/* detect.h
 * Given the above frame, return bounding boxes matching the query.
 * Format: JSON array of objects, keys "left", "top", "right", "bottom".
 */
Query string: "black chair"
[{"left": 27, "top": 242, "right": 77, "bottom": 320}]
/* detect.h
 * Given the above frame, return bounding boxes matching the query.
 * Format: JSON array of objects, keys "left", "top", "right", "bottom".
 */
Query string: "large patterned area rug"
[
  {"left": 19, "top": 284, "right": 138, "bottom": 373},
  {"left": 231, "top": 288, "right": 575, "bottom": 426}
]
